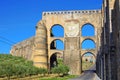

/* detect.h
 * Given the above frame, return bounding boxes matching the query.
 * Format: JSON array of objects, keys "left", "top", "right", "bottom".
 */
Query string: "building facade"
[{"left": 96, "top": 0, "right": 120, "bottom": 80}]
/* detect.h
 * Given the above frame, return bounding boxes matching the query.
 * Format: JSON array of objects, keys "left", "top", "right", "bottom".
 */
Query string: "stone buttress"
[{"left": 33, "top": 20, "right": 48, "bottom": 69}]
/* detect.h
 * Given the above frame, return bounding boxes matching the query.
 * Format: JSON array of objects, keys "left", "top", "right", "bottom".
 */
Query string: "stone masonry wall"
[{"left": 10, "top": 37, "right": 35, "bottom": 60}]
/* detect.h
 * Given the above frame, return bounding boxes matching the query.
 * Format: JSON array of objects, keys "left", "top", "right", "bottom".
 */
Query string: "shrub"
[
  {"left": 39, "top": 68, "right": 47, "bottom": 76},
  {"left": 2, "top": 63, "right": 15, "bottom": 79},
  {"left": 51, "top": 64, "right": 69, "bottom": 76},
  {"left": 0, "top": 54, "right": 48, "bottom": 78}
]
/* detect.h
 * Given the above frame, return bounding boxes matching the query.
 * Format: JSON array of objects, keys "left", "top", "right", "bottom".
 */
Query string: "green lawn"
[{"left": 39, "top": 75, "right": 77, "bottom": 80}]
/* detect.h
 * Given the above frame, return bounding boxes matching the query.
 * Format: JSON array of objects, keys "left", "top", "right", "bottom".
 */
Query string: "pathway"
[{"left": 70, "top": 65, "right": 101, "bottom": 80}]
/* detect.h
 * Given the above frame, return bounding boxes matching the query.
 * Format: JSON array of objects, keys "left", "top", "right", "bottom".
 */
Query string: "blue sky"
[{"left": 0, "top": 0, "right": 103, "bottom": 53}]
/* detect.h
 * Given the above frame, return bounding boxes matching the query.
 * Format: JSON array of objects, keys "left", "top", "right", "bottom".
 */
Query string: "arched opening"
[
  {"left": 50, "top": 39, "right": 64, "bottom": 50},
  {"left": 50, "top": 53, "right": 57, "bottom": 68},
  {"left": 81, "top": 24, "right": 95, "bottom": 36},
  {"left": 81, "top": 39, "right": 96, "bottom": 49},
  {"left": 50, "top": 52, "right": 63, "bottom": 69},
  {"left": 51, "top": 24, "right": 64, "bottom": 37},
  {"left": 81, "top": 52, "right": 95, "bottom": 71}
]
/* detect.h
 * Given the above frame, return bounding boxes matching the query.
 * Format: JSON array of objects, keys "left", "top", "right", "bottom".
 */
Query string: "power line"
[
  {"left": 0, "top": 40, "right": 13, "bottom": 46},
  {"left": 0, "top": 36, "right": 16, "bottom": 44},
  {"left": 0, "top": 37, "right": 15, "bottom": 53},
  {"left": 0, "top": 36, "right": 17, "bottom": 47}
]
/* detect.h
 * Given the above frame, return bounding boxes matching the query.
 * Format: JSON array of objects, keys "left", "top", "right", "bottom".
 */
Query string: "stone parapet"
[{"left": 42, "top": 10, "right": 101, "bottom": 16}]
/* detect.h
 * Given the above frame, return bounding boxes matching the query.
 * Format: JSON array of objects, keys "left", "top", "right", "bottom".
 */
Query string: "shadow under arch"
[
  {"left": 81, "top": 23, "right": 95, "bottom": 37},
  {"left": 50, "top": 52, "right": 63, "bottom": 69},
  {"left": 50, "top": 24, "right": 64, "bottom": 37},
  {"left": 50, "top": 39, "right": 64, "bottom": 50},
  {"left": 81, "top": 52, "right": 96, "bottom": 71},
  {"left": 81, "top": 38, "right": 96, "bottom": 49}
]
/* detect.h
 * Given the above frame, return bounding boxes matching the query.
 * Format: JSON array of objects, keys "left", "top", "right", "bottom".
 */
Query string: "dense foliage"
[
  {"left": 51, "top": 59, "right": 69, "bottom": 76},
  {"left": 0, "top": 54, "right": 47, "bottom": 79},
  {"left": 0, "top": 54, "right": 70, "bottom": 79},
  {"left": 51, "top": 65, "right": 69, "bottom": 75}
]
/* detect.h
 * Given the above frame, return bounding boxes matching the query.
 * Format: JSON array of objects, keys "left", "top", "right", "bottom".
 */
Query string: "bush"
[
  {"left": 0, "top": 63, "right": 5, "bottom": 77},
  {"left": 1, "top": 62, "right": 15, "bottom": 79},
  {"left": 51, "top": 58, "right": 69, "bottom": 76},
  {"left": 0, "top": 54, "right": 48, "bottom": 79},
  {"left": 39, "top": 68, "right": 47, "bottom": 76},
  {"left": 14, "top": 64, "right": 27, "bottom": 77},
  {"left": 51, "top": 64, "right": 69, "bottom": 76}
]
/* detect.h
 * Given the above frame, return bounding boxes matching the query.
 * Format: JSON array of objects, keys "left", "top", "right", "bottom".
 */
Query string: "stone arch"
[
  {"left": 50, "top": 24, "right": 64, "bottom": 37},
  {"left": 50, "top": 39, "right": 64, "bottom": 50},
  {"left": 81, "top": 39, "right": 96, "bottom": 49},
  {"left": 81, "top": 49, "right": 96, "bottom": 57},
  {"left": 81, "top": 52, "right": 96, "bottom": 58},
  {"left": 81, "top": 23, "right": 95, "bottom": 37},
  {"left": 81, "top": 52, "right": 96, "bottom": 71},
  {"left": 50, "top": 52, "right": 63, "bottom": 69}
]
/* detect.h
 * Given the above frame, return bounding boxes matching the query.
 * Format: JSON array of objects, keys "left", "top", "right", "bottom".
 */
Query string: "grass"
[{"left": 39, "top": 75, "right": 77, "bottom": 80}]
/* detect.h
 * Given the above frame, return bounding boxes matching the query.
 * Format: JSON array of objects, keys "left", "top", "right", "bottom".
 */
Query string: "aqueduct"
[{"left": 11, "top": 10, "right": 102, "bottom": 75}]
